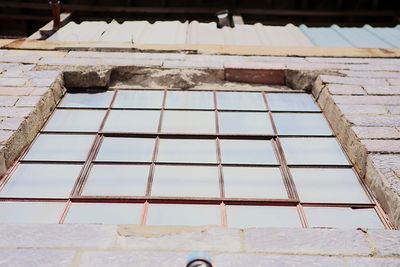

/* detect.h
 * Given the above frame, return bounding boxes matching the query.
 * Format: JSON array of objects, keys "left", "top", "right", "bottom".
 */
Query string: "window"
[{"left": 0, "top": 89, "right": 389, "bottom": 229}]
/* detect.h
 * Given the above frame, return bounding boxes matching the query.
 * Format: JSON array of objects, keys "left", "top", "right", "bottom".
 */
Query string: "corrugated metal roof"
[{"left": 47, "top": 21, "right": 400, "bottom": 48}]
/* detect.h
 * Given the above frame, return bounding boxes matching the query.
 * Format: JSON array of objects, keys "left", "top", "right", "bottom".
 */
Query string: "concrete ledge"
[{"left": 0, "top": 225, "right": 398, "bottom": 266}]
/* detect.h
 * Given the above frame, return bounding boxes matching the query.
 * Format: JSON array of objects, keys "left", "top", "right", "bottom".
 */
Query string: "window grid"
[{"left": 0, "top": 89, "right": 393, "bottom": 229}]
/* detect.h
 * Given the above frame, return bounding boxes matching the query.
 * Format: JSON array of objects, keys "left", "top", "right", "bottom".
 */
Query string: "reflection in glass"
[
  {"left": 82, "top": 165, "right": 150, "bottom": 196},
  {"left": 226, "top": 205, "right": 301, "bottom": 228},
  {"left": 0, "top": 201, "right": 65, "bottom": 223},
  {"left": 0, "top": 164, "right": 82, "bottom": 198},
  {"left": 24, "top": 134, "right": 95, "bottom": 162},
  {"left": 266, "top": 93, "right": 319, "bottom": 112},
  {"left": 157, "top": 139, "right": 217, "bottom": 163},
  {"left": 280, "top": 138, "right": 350, "bottom": 166},
  {"left": 161, "top": 111, "right": 216, "bottom": 134},
  {"left": 113, "top": 90, "right": 164, "bottom": 109},
  {"left": 291, "top": 168, "right": 371, "bottom": 203},
  {"left": 304, "top": 207, "right": 384, "bottom": 229},
  {"left": 217, "top": 92, "right": 266, "bottom": 111},
  {"left": 151, "top": 165, "right": 220, "bottom": 197},
  {"left": 64, "top": 203, "right": 143, "bottom": 224},
  {"left": 103, "top": 110, "right": 160, "bottom": 133},
  {"left": 219, "top": 112, "right": 274, "bottom": 135},
  {"left": 165, "top": 91, "right": 214, "bottom": 110},
  {"left": 44, "top": 109, "right": 106, "bottom": 132},
  {"left": 95, "top": 137, "right": 155, "bottom": 162},
  {"left": 220, "top": 139, "right": 278, "bottom": 165},
  {"left": 273, "top": 113, "right": 332, "bottom": 136},
  {"left": 146, "top": 204, "right": 221, "bottom": 226},
  {"left": 223, "top": 167, "right": 287, "bottom": 199},
  {"left": 59, "top": 91, "right": 114, "bottom": 108}
]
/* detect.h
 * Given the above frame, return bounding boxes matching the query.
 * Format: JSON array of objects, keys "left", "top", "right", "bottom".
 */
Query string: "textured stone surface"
[
  {"left": 79, "top": 251, "right": 186, "bottom": 267},
  {"left": 0, "top": 249, "right": 75, "bottom": 267},
  {"left": 244, "top": 228, "right": 371, "bottom": 256},
  {"left": 368, "top": 230, "right": 400, "bottom": 257},
  {"left": 326, "top": 84, "right": 366, "bottom": 95},
  {"left": 352, "top": 127, "right": 400, "bottom": 139},
  {"left": 346, "top": 257, "right": 400, "bottom": 267},
  {"left": 118, "top": 226, "right": 242, "bottom": 252},
  {"left": 0, "top": 224, "right": 117, "bottom": 248},
  {"left": 213, "top": 254, "right": 345, "bottom": 267}
]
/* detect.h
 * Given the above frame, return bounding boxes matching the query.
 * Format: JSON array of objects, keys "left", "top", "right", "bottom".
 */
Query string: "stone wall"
[{"left": 0, "top": 49, "right": 399, "bottom": 266}]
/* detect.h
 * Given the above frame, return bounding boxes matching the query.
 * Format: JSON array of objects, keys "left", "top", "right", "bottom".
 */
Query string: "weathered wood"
[
  {"left": 5, "top": 39, "right": 400, "bottom": 58},
  {"left": 28, "top": 13, "right": 72, "bottom": 40}
]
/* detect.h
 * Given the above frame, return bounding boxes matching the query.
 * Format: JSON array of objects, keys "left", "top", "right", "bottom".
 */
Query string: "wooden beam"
[
  {"left": 6, "top": 39, "right": 400, "bottom": 58},
  {"left": 28, "top": 13, "right": 72, "bottom": 40}
]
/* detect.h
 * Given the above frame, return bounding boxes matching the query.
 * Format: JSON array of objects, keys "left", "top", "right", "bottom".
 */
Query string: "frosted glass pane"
[
  {"left": 157, "top": 139, "right": 217, "bottom": 163},
  {"left": 0, "top": 164, "right": 82, "bottom": 198},
  {"left": 59, "top": 91, "right": 114, "bottom": 108},
  {"left": 273, "top": 113, "right": 332, "bottom": 136},
  {"left": 151, "top": 165, "right": 220, "bottom": 198},
  {"left": 226, "top": 206, "right": 301, "bottom": 228},
  {"left": 291, "top": 168, "right": 371, "bottom": 203},
  {"left": 267, "top": 93, "right": 319, "bottom": 111},
  {"left": 217, "top": 92, "right": 266, "bottom": 111},
  {"left": 223, "top": 167, "right": 287, "bottom": 199},
  {"left": 220, "top": 139, "right": 278, "bottom": 165},
  {"left": 103, "top": 110, "right": 160, "bottom": 133},
  {"left": 304, "top": 207, "right": 384, "bottom": 229},
  {"left": 146, "top": 204, "right": 221, "bottom": 226},
  {"left": 64, "top": 203, "right": 143, "bottom": 224},
  {"left": 165, "top": 91, "right": 214, "bottom": 109},
  {"left": 0, "top": 201, "right": 65, "bottom": 223},
  {"left": 161, "top": 111, "right": 216, "bottom": 134},
  {"left": 281, "top": 138, "right": 350, "bottom": 166},
  {"left": 82, "top": 165, "right": 150, "bottom": 196},
  {"left": 44, "top": 109, "right": 106, "bottom": 132},
  {"left": 113, "top": 90, "right": 164, "bottom": 109},
  {"left": 95, "top": 137, "right": 155, "bottom": 162},
  {"left": 24, "top": 134, "right": 95, "bottom": 162},
  {"left": 219, "top": 112, "right": 274, "bottom": 135}
]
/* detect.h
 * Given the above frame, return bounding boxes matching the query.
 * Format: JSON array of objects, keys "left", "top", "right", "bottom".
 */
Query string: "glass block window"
[{"left": 0, "top": 89, "right": 390, "bottom": 229}]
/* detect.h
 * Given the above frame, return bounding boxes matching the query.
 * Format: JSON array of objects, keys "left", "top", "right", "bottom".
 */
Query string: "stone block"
[
  {"left": 346, "top": 115, "right": 400, "bottom": 127},
  {"left": 340, "top": 70, "right": 400, "bottom": 79},
  {"left": 0, "top": 78, "right": 27, "bottom": 87},
  {"left": 117, "top": 226, "right": 242, "bottom": 252},
  {"left": 213, "top": 254, "right": 345, "bottom": 267},
  {"left": 367, "top": 230, "right": 400, "bottom": 257},
  {"left": 0, "top": 87, "right": 34, "bottom": 96},
  {"left": 0, "top": 224, "right": 117, "bottom": 249},
  {"left": 326, "top": 84, "right": 366, "bottom": 95},
  {"left": 388, "top": 79, "right": 400, "bottom": 86},
  {"left": 320, "top": 75, "right": 388, "bottom": 86},
  {"left": 0, "top": 130, "right": 13, "bottom": 144},
  {"left": 361, "top": 140, "right": 400, "bottom": 153},
  {"left": 163, "top": 60, "right": 223, "bottom": 69},
  {"left": 0, "top": 107, "right": 32, "bottom": 118},
  {"left": 0, "top": 96, "right": 18, "bottom": 106},
  {"left": 363, "top": 85, "right": 400, "bottom": 95},
  {"left": 0, "top": 117, "right": 25, "bottom": 130},
  {"left": 79, "top": 251, "right": 186, "bottom": 267},
  {"left": 387, "top": 106, "right": 400, "bottom": 115},
  {"left": 336, "top": 104, "right": 388, "bottom": 115},
  {"left": 0, "top": 249, "right": 75, "bottom": 267},
  {"left": 16, "top": 96, "right": 42, "bottom": 107},
  {"left": 346, "top": 257, "right": 400, "bottom": 267},
  {"left": 352, "top": 127, "right": 400, "bottom": 139},
  {"left": 244, "top": 228, "right": 371, "bottom": 256},
  {"left": 333, "top": 96, "right": 400, "bottom": 105}
]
